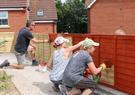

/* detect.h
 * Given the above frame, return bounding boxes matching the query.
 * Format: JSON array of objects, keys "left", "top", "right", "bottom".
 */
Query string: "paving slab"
[{"left": 4, "top": 66, "right": 58, "bottom": 95}]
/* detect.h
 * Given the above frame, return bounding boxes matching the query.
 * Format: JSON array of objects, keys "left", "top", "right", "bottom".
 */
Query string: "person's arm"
[
  {"left": 66, "top": 41, "right": 83, "bottom": 52},
  {"left": 87, "top": 62, "right": 102, "bottom": 75},
  {"left": 31, "top": 38, "right": 49, "bottom": 43},
  {"left": 29, "top": 41, "right": 36, "bottom": 49},
  {"left": 47, "top": 56, "right": 53, "bottom": 70}
]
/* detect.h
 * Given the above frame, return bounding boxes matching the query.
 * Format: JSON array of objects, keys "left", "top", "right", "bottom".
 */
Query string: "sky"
[{"left": 61, "top": 0, "right": 65, "bottom": 3}]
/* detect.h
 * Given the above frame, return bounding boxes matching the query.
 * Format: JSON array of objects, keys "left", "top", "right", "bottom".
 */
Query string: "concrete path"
[
  {"left": 0, "top": 53, "right": 58, "bottom": 95},
  {"left": 5, "top": 66, "right": 58, "bottom": 95}
]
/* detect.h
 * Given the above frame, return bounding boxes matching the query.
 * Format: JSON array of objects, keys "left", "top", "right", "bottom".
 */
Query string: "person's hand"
[
  {"left": 31, "top": 45, "right": 36, "bottom": 50},
  {"left": 44, "top": 39, "right": 50, "bottom": 43},
  {"left": 100, "top": 63, "right": 106, "bottom": 70}
]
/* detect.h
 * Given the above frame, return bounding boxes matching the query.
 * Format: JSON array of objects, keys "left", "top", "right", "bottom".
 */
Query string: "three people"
[{"left": 0, "top": 19, "right": 106, "bottom": 94}]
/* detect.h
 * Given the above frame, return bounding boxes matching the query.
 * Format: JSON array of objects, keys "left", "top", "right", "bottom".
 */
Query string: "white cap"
[{"left": 54, "top": 37, "right": 69, "bottom": 45}]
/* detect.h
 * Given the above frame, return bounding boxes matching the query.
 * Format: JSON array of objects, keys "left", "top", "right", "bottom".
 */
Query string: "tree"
[{"left": 56, "top": 0, "right": 87, "bottom": 33}]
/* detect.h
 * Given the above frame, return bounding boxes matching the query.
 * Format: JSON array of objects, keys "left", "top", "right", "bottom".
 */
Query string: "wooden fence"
[{"left": 49, "top": 34, "right": 135, "bottom": 94}]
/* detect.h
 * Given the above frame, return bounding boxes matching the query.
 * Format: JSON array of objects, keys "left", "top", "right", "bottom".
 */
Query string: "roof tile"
[
  {"left": 29, "top": 0, "right": 57, "bottom": 21},
  {"left": 0, "top": 0, "right": 27, "bottom": 8}
]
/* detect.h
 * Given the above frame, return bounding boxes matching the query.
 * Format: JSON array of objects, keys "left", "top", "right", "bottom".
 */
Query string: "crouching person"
[
  {"left": 47, "top": 36, "right": 84, "bottom": 92},
  {"left": 63, "top": 38, "right": 106, "bottom": 95}
]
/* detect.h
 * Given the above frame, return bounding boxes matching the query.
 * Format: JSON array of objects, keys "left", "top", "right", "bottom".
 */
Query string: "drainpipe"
[{"left": 26, "top": 0, "right": 30, "bottom": 20}]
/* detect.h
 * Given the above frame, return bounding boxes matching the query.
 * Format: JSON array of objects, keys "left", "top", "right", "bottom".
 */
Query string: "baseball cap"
[
  {"left": 82, "top": 38, "right": 99, "bottom": 48},
  {"left": 54, "top": 36, "right": 69, "bottom": 45}
]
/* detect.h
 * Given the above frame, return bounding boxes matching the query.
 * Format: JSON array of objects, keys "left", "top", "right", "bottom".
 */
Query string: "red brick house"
[
  {"left": 87, "top": 0, "right": 135, "bottom": 35},
  {"left": 29, "top": 0, "right": 57, "bottom": 33},
  {"left": 0, "top": 0, "right": 28, "bottom": 32},
  {"left": 0, "top": 0, "right": 57, "bottom": 33}
]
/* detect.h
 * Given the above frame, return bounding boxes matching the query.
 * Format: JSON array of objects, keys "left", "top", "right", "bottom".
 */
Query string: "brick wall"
[
  {"left": 0, "top": 10, "right": 57, "bottom": 34},
  {"left": 34, "top": 23, "right": 57, "bottom": 34},
  {"left": 0, "top": 10, "right": 27, "bottom": 32},
  {"left": 89, "top": 0, "right": 135, "bottom": 35}
]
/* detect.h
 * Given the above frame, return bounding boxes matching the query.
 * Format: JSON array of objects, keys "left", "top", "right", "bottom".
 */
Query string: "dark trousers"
[{"left": 75, "top": 78, "right": 97, "bottom": 91}]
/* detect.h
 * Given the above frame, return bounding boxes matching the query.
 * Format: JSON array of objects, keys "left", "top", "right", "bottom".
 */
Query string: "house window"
[
  {"left": 0, "top": 11, "right": 9, "bottom": 28},
  {"left": 37, "top": 9, "right": 44, "bottom": 16}
]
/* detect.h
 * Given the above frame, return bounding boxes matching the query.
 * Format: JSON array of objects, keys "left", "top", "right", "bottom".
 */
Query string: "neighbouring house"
[
  {"left": 0, "top": 0, "right": 28, "bottom": 33},
  {"left": 87, "top": 0, "right": 135, "bottom": 35},
  {"left": 0, "top": 0, "right": 57, "bottom": 33},
  {"left": 29, "top": 0, "right": 57, "bottom": 33}
]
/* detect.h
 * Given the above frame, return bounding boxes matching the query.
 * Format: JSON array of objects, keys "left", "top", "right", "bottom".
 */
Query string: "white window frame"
[
  {"left": 37, "top": 9, "right": 44, "bottom": 17},
  {"left": 0, "top": 11, "right": 9, "bottom": 28}
]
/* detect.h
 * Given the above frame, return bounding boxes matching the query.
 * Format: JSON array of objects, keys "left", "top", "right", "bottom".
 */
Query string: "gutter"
[
  {"left": 87, "top": 0, "right": 96, "bottom": 9},
  {"left": 34, "top": 20, "right": 57, "bottom": 23},
  {"left": 0, "top": 8, "right": 25, "bottom": 11}
]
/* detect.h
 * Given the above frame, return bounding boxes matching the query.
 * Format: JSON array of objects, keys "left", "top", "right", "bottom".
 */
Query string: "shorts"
[
  {"left": 15, "top": 51, "right": 26, "bottom": 64},
  {"left": 75, "top": 78, "right": 97, "bottom": 90}
]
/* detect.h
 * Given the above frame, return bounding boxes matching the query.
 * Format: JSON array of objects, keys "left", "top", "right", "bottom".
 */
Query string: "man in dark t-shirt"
[
  {"left": 12, "top": 20, "right": 49, "bottom": 69},
  {"left": 15, "top": 27, "right": 33, "bottom": 53}
]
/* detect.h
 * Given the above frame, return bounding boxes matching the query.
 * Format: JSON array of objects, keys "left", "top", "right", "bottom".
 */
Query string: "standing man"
[{"left": 13, "top": 20, "right": 48, "bottom": 69}]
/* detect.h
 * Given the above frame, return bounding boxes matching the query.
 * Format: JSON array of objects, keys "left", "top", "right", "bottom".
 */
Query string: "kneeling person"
[
  {"left": 13, "top": 20, "right": 48, "bottom": 69},
  {"left": 63, "top": 38, "right": 106, "bottom": 95},
  {"left": 47, "top": 36, "right": 84, "bottom": 92}
]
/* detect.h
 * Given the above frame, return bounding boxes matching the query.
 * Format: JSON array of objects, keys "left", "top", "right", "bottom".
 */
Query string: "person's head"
[
  {"left": 54, "top": 36, "right": 69, "bottom": 48},
  {"left": 26, "top": 20, "right": 35, "bottom": 31},
  {"left": 81, "top": 38, "right": 99, "bottom": 54}
]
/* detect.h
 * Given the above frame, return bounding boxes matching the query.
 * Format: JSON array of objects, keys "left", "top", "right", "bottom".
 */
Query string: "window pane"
[
  {"left": 0, "top": 11, "right": 8, "bottom": 19},
  {"left": 0, "top": 11, "right": 8, "bottom": 25},
  {"left": 2, "top": 19, "right": 8, "bottom": 25},
  {"left": 0, "top": 19, "right": 8, "bottom": 25},
  {"left": 37, "top": 9, "right": 44, "bottom": 16},
  {"left": 0, "top": 19, "right": 2, "bottom": 25}
]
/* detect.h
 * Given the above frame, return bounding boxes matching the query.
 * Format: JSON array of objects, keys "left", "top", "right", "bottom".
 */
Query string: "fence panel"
[{"left": 115, "top": 36, "right": 135, "bottom": 94}]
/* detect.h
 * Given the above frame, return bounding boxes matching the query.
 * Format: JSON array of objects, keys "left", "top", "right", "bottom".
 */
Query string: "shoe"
[
  {"left": 32, "top": 60, "right": 38, "bottom": 66},
  {"left": 38, "top": 64, "right": 47, "bottom": 73},
  {"left": 0, "top": 60, "right": 10, "bottom": 68},
  {"left": 52, "top": 86, "right": 60, "bottom": 92},
  {"left": 59, "top": 84, "right": 68, "bottom": 95}
]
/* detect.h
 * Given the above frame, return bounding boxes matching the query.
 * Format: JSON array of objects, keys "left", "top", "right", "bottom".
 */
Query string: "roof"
[
  {"left": 0, "top": 0, "right": 28, "bottom": 8},
  {"left": 29, "top": 0, "right": 57, "bottom": 21}
]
